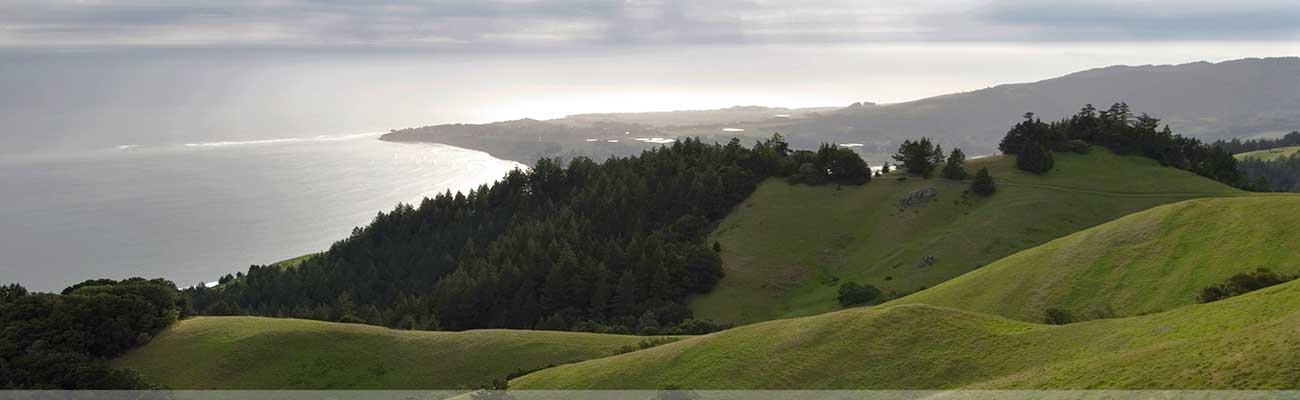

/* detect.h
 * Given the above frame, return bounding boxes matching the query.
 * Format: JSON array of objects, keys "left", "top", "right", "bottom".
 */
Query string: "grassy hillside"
[
  {"left": 514, "top": 278, "right": 1300, "bottom": 389},
  {"left": 692, "top": 149, "right": 1244, "bottom": 323},
  {"left": 1235, "top": 145, "right": 1300, "bottom": 161},
  {"left": 889, "top": 196, "right": 1300, "bottom": 322},
  {"left": 113, "top": 316, "right": 651, "bottom": 389}
]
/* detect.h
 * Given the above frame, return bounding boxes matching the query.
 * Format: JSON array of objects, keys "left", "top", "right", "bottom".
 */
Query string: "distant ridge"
[{"left": 382, "top": 57, "right": 1300, "bottom": 164}]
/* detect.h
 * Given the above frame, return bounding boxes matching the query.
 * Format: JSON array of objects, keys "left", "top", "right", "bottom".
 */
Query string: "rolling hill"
[
  {"left": 1235, "top": 145, "right": 1300, "bottom": 161},
  {"left": 513, "top": 268, "right": 1300, "bottom": 389},
  {"left": 889, "top": 196, "right": 1300, "bottom": 322},
  {"left": 691, "top": 149, "right": 1244, "bottom": 324},
  {"left": 112, "top": 316, "right": 654, "bottom": 389}
]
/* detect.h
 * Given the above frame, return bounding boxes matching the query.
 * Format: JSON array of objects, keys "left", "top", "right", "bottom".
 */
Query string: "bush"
[
  {"left": 613, "top": 337, "right": 681, "bottom": 355},
  {"left": 970, "top": 168, "right": 996, "bottom": 196},
  {"left": 1043, "top": 308, "right": 1073, "bottom": 325},
  {"left": 836, "top": 282, "right": 881, "bottom": 307},
  {"left": 1198, "top": 268, "right": 1297, "bottom": 303},
  {"left": 1068, "top": 139, "right": 1091, "bottom": 154}
]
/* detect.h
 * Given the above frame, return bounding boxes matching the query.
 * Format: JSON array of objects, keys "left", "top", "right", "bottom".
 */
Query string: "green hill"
[
  {"left": 514, "top": 277, "right": 1300, "bottom": 389},
  {"left": 1235, "top": 146, "right": 1300, "bottom": 161},
  {"left": 112, "top": 316, "right": 652, "bottom": 389},
  {"left": 692, "top": 149, "right": 1244, "bottom": 323},
  {"left": 889, "top": 196, "right": 1300, "bottom": 322}
]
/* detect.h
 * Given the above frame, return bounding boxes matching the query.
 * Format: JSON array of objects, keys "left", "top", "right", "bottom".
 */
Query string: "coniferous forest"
[
  {"left": 186, "top": 135, "right": 872, "bottom": 333},
  {"left": 1000, "top": 103, "right": 1248, "bottom": 189}
]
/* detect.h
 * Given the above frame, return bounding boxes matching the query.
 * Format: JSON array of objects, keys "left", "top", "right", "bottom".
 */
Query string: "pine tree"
[
  {"left": 1016, "top": 135, "right": 1054, "bottom": 174},
  {"left": 614, "top": 271, "right": 638, "bottom": 317},
  {"left": 971, "top": 167, "right": 996, "bottom": 196},
  {"left": 941, "top": 148, "right": 968, "bottom": 180}
]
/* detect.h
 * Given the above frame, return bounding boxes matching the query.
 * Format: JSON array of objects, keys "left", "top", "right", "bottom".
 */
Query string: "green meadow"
[
  {"left": 692, "top": 149, "right": 1243, "bottom": 323},
  {"left": 113, "top": 316, "right": 651, "bottom": 389}
]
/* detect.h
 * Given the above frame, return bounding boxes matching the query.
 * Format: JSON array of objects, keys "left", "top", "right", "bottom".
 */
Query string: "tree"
[
  {"left": 970, "top": 167, "right": 996, "bottom": 196},
  {"left": 836, "top": 282, "right": 881, "bottom": 307},
  {"left": 0, "top": 283, "right": 27, "bottom": 303},
  {"left": 881, "top": 162, "right": 891, "bottom": 174},
  {"left": 941, "top": 148, "right": 968, "bottom": 180},
  {"left": 892, "top": 138, "right": 941, "bottom": 178},
  {"left": 1016, "top": 134, "right": 1054, "bottom": 174}
]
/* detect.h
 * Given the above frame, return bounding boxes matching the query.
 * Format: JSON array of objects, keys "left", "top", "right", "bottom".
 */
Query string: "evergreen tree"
[
  {"left": 941, "top": 148, "right": 968, "bottom": 180},
  {"left": 892, "top": 137, "right": 941, "bottom": 178},
  {"left": 970, "top": 168, "right": 996, "bottom": 196},
  {"left": 1016, "top": 135, "right": 1055, "bottom": 174}
]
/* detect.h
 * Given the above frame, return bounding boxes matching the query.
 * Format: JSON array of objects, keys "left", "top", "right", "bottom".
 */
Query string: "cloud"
[{"left": 0, "top": 0, "right": 1297, "bottom": 49}]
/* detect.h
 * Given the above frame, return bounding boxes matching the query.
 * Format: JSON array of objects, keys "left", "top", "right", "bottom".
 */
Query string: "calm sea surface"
[{"left": 0, "top": 135, "right": 521, "bottom": 291}]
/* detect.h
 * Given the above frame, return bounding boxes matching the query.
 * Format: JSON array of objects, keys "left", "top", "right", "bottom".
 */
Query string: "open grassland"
[
  {"left": 113, "top": 316, "right": 651, "bottom": 389},
  {"left": 692, "top": 149, "right": 1244, "bottom": 323},
  {"left": 1235, "top": 146, "right": 1300, "bottom": 161},
  {"left": 890, "top": 195, "right": 1300, "bottom": 322},
  {"left": 515, "top": 278, "right": 1300, "bottom": 389}
]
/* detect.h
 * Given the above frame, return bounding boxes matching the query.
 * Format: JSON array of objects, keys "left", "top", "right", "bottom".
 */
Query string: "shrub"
[
  {"left": 1068, "top": 139, "right": 1091, "bottom": 154},
  {"left": 836, "top": 282, "right": 881, "bottom": 307},
  {"left": 1198, "top": 268, "right": 1297, "bottom": 303},
  {"left": 970, "top": 168, "right": 996, "bottom": 196},
  {"left": 614, "top": 337, "right": 682, "bottom": 355},
  {"left": 1044, "top": 308, "right": 1073, "bottom": 325}
]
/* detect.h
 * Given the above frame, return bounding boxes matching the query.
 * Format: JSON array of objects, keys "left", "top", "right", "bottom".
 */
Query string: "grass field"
[
  {"left": 889, "top": 195, "right": 1300, "bottom": 322},
  {"left": 113, "top": 316, "right": 652, "bottom": 389},
  {"left": 1235, "top": 146, "right": 1300, "bottom": 161},
  {"left": 691, "top": 149, "right": 1244, "bottom": 323},
  {"left": 514, "top": 277, "right": 1300, "bottom": 389}
]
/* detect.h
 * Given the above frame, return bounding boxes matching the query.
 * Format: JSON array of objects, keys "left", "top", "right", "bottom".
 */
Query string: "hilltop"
[
  {"left": 692, "top": 149, "right": 1243, "bottom": 323},
  {"left": 112, "top": 316, "right": 653, "bottom": 389},
  {"left": 889, "top": 196, "right": 1300, "bottom": 322},
  {"left": 514, "top": 272, "right": 1300, "bottom": 389},
  {"left": 1235, "top": 145, "right": 1300, "bottom": 161}
]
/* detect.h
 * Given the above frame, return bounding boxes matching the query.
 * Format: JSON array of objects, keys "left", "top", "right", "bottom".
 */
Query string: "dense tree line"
[
  {"left": 0, "top": 279, "right": 187, "bottom": 389},
  {"left": 1236, "top": 154, "right": 1300, "bottom": 192},
  {"left": 1000, "top": 104, "right": 1247, "bottom": 188},
  {"left": 188, "top": 135, "right": 871, "bottom": 333},
  {"left": 1213, "top": 131, "right": 1300, "bottom": 154}
]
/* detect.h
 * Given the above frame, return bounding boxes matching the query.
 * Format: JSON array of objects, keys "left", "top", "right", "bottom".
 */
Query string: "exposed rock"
[{"left": 897, "top": 186, "right": 938, "bottom": 208}]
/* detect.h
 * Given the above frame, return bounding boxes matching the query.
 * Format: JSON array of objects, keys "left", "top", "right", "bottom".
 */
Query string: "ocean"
[{"left": 0, "top": 135, "right": 521, "bottom": 291}]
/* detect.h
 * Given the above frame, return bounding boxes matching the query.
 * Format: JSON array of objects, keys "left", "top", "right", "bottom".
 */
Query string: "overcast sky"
[{"left": 3, "top": 0, "right": 1300, "bottom": 50}]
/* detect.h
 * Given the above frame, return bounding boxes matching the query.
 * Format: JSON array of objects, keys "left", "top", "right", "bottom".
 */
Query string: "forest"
[
  {"left": 1212, "top": 131, "right": 1300, "bottom": 154},
  {"left": 187, "top": 136, "right": 873, "bottom": 333},
  {"left": 0, "top": 279, "right": 187, "bottom": 389}
]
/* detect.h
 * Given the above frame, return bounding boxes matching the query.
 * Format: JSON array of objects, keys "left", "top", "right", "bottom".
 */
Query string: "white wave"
[
  {"left": 774, "top": 114, "right": 791, "bottom": 118},
  {"left": 116, "top": 144, "right": 141, "bottom": 150},
  {"left": 722, "top": 128, "right": 745, "bottom": 132},
  {"left": 585, "top": 138, "right": 599, "bottom": 142},
  {"left": 839, "top": 143, "right": 865, "bottom": 148},
  {"left": 182, "top": 131, "right": 384, "bottom": 148},
  {"left": 635, "top": 137, "right": 675, "bottom": 144}
]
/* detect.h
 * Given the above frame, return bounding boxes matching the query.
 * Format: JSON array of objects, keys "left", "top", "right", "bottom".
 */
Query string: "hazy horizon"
[{"left": 4, "top": 42, "right": 1298, "bottom": 159}]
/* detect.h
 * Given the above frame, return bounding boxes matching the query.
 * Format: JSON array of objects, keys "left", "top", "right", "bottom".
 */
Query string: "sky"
[
  {"left": 2, "top": 0, "right": 1299, "bottom": 157},
  {"left": 3, "top": 0, "right": 1300, "bottom": 50}
]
